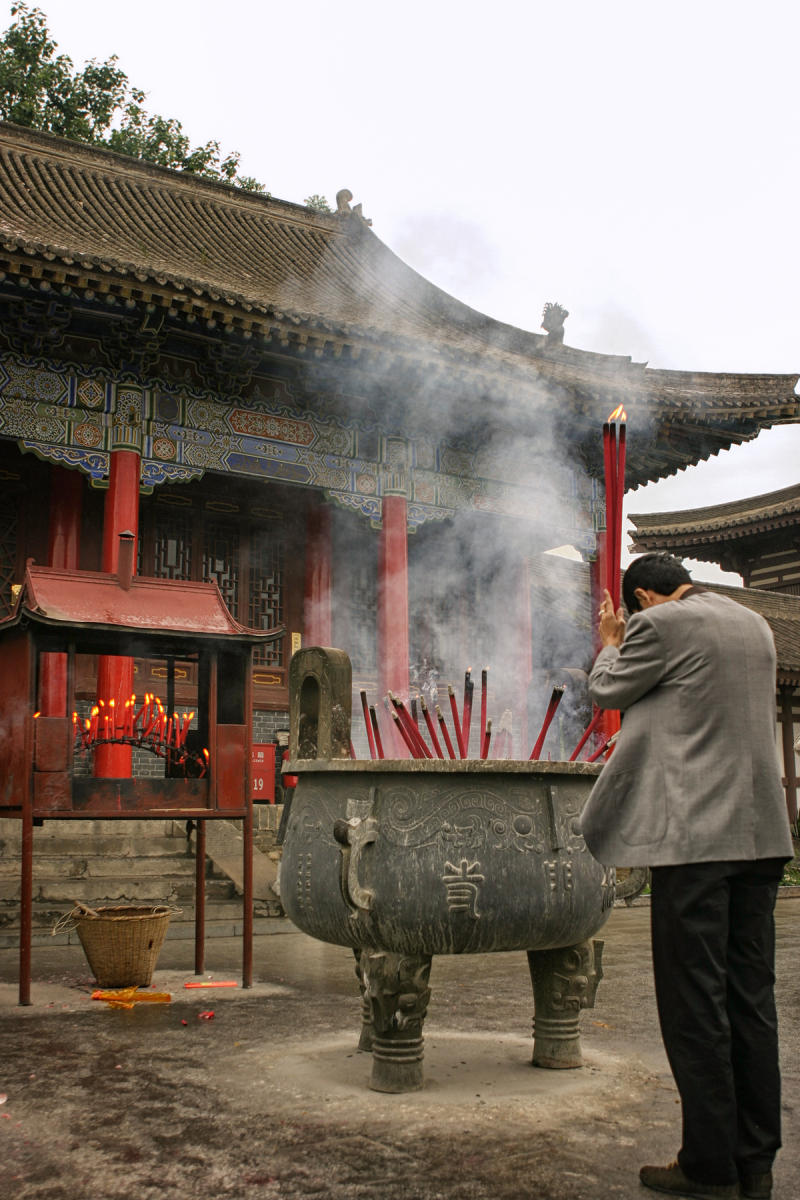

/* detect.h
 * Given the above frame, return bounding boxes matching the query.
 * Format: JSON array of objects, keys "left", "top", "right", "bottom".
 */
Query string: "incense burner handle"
[{"left": 333, "top": 808, "right": 378, "bottom": 914}]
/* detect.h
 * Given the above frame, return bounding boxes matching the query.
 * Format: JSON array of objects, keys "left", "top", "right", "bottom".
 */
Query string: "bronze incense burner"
[{"left": 282, "top": 648, "right": 613, "bottom": 1092}]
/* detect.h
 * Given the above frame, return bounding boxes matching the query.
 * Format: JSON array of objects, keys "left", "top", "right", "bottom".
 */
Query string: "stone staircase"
[{"left": 0, "top": 816, "right": 284, "bottom": 949}]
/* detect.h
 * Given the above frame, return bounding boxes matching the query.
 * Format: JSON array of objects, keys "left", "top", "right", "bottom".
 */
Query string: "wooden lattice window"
[
  {"left": 249, "top": 527, "right": 284, "bottom": 667},
  {"left": 152, "top": 510, "right": 193, "bottom": 580},
  {"left": 202, "top": 520, "right": 240, "bottom": 616}
]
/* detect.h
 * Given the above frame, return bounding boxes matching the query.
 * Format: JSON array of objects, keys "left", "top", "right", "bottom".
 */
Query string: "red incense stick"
[
  {"left": 448, "top": 685, "right": 466, "bottom": 758},
  {"left": 480, "top": 668, "right": 488, "bottom": 754},
  {"left": 613, "top": 419, "right": 627, "bottom": 607},
  {"left": 390, "top": 709, "right": 418, "bottom": 757},
  {"left": 603, "top": 420, "right": 618, "bottom": 604},
  {"left": 462, "top": 677, "right": 474, "bottom": 757},
  {"left": 569, "top": 708, "right": 604, "bottom": 761},
  {"left": 481, "top": 718, "right": 492, "bottom": 760},
  {"left": 529, "top": 685, "right": 565, "bottom": 760},
  {"left": 393, "top": 696, "right": 433, "bottom": 759},
  {"left": 360, "top": 689, "right": 377, "bottom": 760},
  {"left": 587, "top": 736, "right": 613, "bottom": 762},
  {"left": 436, "top": 705, "right": 457, "bottom": 759},
  {"left": 420, "top": 697, "right": 444, "bottom": 759},
  {"left": 369, "top": 705, "right": 385, "bottom": 759}
]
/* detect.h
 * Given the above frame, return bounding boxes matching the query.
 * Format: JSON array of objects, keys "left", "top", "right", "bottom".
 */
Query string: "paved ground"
[{"left": 1, "top": 901, "right": 797, "bottom": 1200}]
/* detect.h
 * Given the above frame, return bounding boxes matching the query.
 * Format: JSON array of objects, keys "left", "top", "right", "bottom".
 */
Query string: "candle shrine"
[{"left": 0, "top": 546, "right": 283, "bottom": 1004}]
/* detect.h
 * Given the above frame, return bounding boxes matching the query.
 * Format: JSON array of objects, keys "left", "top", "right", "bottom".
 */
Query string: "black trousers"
[{"left": 649, "top": 859, "right": 786, "bottom": 1185}]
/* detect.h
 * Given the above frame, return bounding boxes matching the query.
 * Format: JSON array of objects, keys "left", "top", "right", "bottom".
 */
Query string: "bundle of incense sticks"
[
  {"left": 355, "top": 671, "right": 580, "bottom": 763},
  {"left": 603, "top": 404, "right": 627, "bottom": 608},
  {"left": 359, "top": 668, "right": 492, "bottom": 760}
]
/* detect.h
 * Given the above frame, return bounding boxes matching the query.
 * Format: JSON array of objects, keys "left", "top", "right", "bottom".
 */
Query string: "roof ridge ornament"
[
  {"left": 541, "top": 301, "right": 569, "bottom": 347},
  {"left": 336, "top": 189, "right": 373, "bottom": 226}
]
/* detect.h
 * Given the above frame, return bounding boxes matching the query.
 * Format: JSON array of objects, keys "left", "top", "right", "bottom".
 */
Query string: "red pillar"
[
  {"left": 40, "top": 468, "right": 83, "bottom": 716},
  {"left": 377, "top": 494, "right": 409, "bottom": 753},
  {"left": 95, "top": 448, "right": 140, "bottom": 777},
  {"left": 303, "top": 499, "right": 333, "bottom": 646},
  {"left": 512, "top": 558, "right": 533, "bottom": 757}
]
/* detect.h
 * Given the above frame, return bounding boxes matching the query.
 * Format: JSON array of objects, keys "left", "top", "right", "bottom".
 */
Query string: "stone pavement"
[{"left": 1, "top": 901, "right": 798, "bottom": 1200}]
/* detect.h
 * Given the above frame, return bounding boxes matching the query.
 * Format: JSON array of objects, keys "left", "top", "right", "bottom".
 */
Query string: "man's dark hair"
[{"left": 622, "top": 553, "right": 692, "bottom": 613}]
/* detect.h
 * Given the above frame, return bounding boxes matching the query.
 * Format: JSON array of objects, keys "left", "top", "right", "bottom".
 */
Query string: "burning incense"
[
  {"left": 388, "top": 693, "right": 432, "bottom": 759},
  {"left": 481, "top": 718, "right": 492, "bottom": 760},
  {"left": 369, "top": 705, "right": 385, "bottom": 759},
  {"left": 529, "top": 685, "right": 565, "bottom": 760},
  {"left": 614, "top": 420, "right": 627, "bottom": 605},
  {"left": 603, "top": 404, "right": 627, "bottom": 608},
  {"left": 448, "top": 685, "right": 466, "bottom": 758},
  {"left": 461, "top": 669, "right": 473, "bottom": 753},
  {"left": 420, "top": 697, "right": 444, "bottom": 759},
  {"left": 462, "top": 673, "right": 474, "bottom": 756},
  {"left": 360, "top": 689, "right": 377, "bottom": 760},
  {"left": 568, "top": 708, "right": 604, "bottom": 761},
  {"left": 436, "top": 704, "right": 457, "bottom": 759},
  {"left": 389, "top": 708, "right": 417, "bottom": 756},
  {"left": 480, "top": 668, "right": 488, "bottom": 754},
  {"left": 396, "top": 698, "right": 433, "bottom": 759}
]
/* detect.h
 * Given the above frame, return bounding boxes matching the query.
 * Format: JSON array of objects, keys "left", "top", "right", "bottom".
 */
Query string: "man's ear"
[{"left": 633, "top": 587, "right": 651, "bottom": 609}]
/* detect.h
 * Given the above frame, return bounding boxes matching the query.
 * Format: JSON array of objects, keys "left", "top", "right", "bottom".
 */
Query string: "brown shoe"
[
  {"left": 639, "top": 1162, "right": 738, "bottom": 1198},
  {"left": 740, "top": 1171, "right": 772, "bottom": 1199}
]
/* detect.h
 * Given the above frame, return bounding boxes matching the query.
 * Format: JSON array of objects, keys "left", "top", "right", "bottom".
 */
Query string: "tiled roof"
[
  {"left": 0, "top": 122, "right": 608, "bottom": 369},
  {"left": 630, "top": 483, "right": 800, "bottom": 550},
  {"left": 0, "top": 122, "right": 798, "bottom": 487},
  {"left": 7, "top": 563, "right": 283, "bottom": 644},
  {"left": 702, "top": 582, "right": 800, "bottom": 682}
]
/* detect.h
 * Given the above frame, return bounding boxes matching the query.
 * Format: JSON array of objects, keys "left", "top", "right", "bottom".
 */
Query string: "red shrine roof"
[
  {"left": 630, "top": 483, "right": 800, "bottom": 553},
  {"left": 4, "top": 563, "right": 284, "bottom": 645},
  {"left": 0, "top": 122, "right": 798, "bottom": 487}
]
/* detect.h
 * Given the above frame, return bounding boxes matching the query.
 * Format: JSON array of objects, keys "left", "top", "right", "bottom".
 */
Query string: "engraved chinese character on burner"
[{"left": 442, "top": 859, "right": 485, "bottom": 919}]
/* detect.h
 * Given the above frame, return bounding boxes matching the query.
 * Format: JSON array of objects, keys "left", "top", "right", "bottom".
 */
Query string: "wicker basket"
[{"left": 72, "top": 905, "right": 172, "bottom": 988}]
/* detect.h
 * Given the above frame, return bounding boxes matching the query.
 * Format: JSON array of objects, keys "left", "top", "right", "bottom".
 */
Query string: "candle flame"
[{"left": 607, "top": 404, "right": 627, "bottom": 422}]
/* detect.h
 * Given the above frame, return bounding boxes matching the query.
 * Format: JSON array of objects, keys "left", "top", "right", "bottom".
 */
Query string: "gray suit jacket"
[{"left": 580, "top": 590, "right": 794, "bottom": 867}]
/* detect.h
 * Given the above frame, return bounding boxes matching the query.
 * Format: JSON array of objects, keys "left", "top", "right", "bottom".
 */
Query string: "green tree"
[
  {"left": 304, "top": 194, "right": 332, "bottom": 213},
  {"left": 0, "top": 3, "right": 266, "bottom": 190}
]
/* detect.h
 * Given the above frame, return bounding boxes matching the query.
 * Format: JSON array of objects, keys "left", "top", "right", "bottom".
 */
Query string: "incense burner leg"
[
  {"left": 527, "top": 939, "right": 604, "bottom": 1069},
  {"left": 361, "top": 950, "right": 433, "bottom": 1093},
  {"left": 353, "top": 948, "right": 373, "bottom": 1052}
]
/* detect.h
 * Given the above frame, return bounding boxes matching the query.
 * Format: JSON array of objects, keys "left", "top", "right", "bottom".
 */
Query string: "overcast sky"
[{"left": 8, "top": 0, "right": 800, "bottom": 582}]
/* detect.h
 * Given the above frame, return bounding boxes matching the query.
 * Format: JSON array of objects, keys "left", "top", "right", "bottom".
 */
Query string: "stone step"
[
  {"left": 0, "top": 817, "right": 185, "bottom": 841},
  {"left": 0, "top": 851, "right": 196, "bottom": 880},
  {"left": 0, "top": 871, "right": 236, "bottom": 904}
]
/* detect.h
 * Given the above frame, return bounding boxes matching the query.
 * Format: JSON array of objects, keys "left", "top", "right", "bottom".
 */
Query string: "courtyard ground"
[{"left": 1, "top": 902, "right": 797, "bottom": 1200}]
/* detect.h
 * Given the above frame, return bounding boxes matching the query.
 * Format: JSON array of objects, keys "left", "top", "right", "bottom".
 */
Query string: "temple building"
[
  {"left": 0, "top": 118, "right": 798, "bottom": 780},
  {"left": 630, "top": 487, "right": 800, "bottom": 822}
]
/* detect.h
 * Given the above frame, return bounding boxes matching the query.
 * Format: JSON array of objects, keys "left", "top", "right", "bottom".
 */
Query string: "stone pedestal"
[
  {"left": 360, "top": 950, "right": 432, "bottom": 1093},
  {"left": 528, "top": 939, "right": 604, "bottom": 1068}
]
